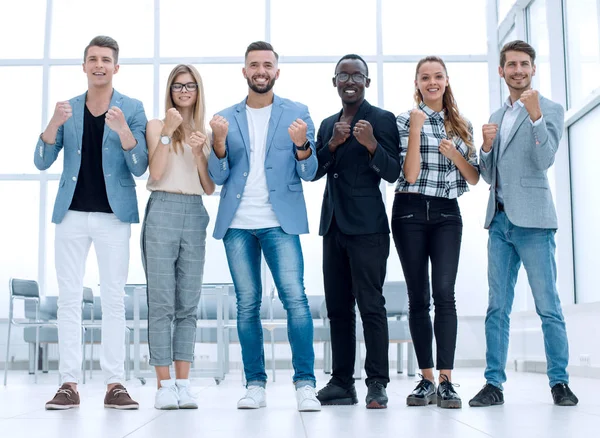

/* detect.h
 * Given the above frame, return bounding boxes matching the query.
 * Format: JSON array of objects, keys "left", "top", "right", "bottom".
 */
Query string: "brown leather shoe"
[
  {"left": 45, "top": 383, "right": 80, "bottom": 410},
  {"left": 104, "top": 384, "right": 139, "bottom": 410}
]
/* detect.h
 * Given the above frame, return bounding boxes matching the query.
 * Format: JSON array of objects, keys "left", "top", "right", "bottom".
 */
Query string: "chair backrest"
[
  {"left": 82, "top": 287, "right": 94, "bottom": 305},
  {"left": 382, "top": 281, "right": 408, "bottom": 316},
  {"left": 9, "top": 278, "right": 40, "bottom": 299}
]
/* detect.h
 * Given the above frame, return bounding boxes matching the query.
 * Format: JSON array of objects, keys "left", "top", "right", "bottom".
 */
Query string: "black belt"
[{"left": 496, "top": 201, "right": 504, "bottom": 212}]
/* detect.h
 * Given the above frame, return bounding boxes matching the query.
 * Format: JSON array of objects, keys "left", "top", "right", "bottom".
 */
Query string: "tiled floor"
[{"left": 0, "top": 368, "right": 596, "bottom": 438}]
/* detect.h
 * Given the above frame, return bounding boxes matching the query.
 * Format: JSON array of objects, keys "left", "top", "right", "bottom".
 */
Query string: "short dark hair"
[
  {"left": 84, "top": 35, "right": 119, "bottom": 64},
  {"left": 335, "top": 54, "right": 369, "bottom": 77},
  {"left": 245, "top": 41, "right": 279, "bottom": 61},
  {"left": 499, "top": 40, "right": 536, "bottom": 67}
]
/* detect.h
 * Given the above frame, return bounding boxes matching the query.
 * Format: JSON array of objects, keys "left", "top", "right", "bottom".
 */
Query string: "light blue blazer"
[
  {"left": 34, "top": 89, "right": 148, "bottom": 224},
  {"left": 480, "top": 95, "right": 564, "bottom": 229},
  {"left": 208, "top": 95, "right": 318, "bottom": 240}
]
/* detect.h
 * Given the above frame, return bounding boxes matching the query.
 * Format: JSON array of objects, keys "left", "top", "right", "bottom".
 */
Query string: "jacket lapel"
[
  {"left": 265, "top": 95, "right": 283, "bottom": 156},
  {"left": 103, "top": 89, "right": 123, "bottom": 145},
  {"left": 72, "top": 92, "right": 86, "bottom": 150},
  {"left": 499, "top": 107, "right": 528, "bottom": 160},
  {"left": 234, "top": 98, "right": 251, "bottom": 162}
]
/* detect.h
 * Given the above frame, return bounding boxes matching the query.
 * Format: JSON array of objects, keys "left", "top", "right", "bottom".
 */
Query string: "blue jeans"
[
  {"left": 484, "top": 211, "right": 569, "bottom": 389},
  {"left": 223, "top": 227, "right": 315, "bottom": 387}
]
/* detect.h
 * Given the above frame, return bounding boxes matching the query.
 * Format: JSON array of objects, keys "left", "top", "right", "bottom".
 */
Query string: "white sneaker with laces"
[
  {"left": 176, "top": 379, "right": 198, "bottom": 409},
  {"left": 237, "top": 386, "right": 266, "bottom": 409},
  {"left": 296, "top": 385, "right": 321, "bottom": 412},
  {"left": 154, "top": 379, "right": 179, "bottom": 410}
]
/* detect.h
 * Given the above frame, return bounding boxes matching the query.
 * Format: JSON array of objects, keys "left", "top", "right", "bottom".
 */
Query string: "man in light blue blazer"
[
  {"left": 36, "top": 36, "right": 147, "bottom": 411},
  {"left": 208, "top": 41, "right": 320, "bottom": 412},
  {"left": 470, "top": 40, "right": 578, "bottom": 408}
]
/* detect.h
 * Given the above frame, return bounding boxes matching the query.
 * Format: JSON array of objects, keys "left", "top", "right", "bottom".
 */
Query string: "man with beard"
[
  {"left": 313, "top": 54, "right": 400, "bottom": 409},
  {"left": 208, "top": 41, "right": 321, "bottom": 412},
  {"left": 469, "top": 40, "right": 578, "bottom": 407}
]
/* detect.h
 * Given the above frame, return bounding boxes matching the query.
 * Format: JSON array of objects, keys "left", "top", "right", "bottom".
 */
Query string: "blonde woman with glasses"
[{"left": 142, "top": 64, "right": 215, "bottom": 410}]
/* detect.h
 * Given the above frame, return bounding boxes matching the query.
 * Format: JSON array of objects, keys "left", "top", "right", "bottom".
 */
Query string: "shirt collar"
[
  {"left": 419, "top": 101, "right": 445, "bottom": 120},
  {"left": 504, "top": 97, "right": 524, "bottom": 110}
]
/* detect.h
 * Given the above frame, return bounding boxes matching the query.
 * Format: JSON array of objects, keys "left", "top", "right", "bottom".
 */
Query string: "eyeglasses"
[
  {"left": 171, "top": 82, "right": 198, "bottom": 92},
  {"left": 335, "top": 73, "right": 368, "bottom": 83}
]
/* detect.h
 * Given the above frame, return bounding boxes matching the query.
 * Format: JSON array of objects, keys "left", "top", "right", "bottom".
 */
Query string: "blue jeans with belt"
[
  {"left": 484, "top": 210, "right": 570, "bottom": 389},
  {"left": 223, "top": 227, "right": 316, "bottom": 388}
]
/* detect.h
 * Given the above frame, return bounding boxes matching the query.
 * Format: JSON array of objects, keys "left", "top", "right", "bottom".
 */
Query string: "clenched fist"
[
  {"left": 439, "top": 138, "right": 458, "bottom": 160},
  {"left": 482, "top": 123, "right": 498, "bottom": 152},
  {"left": 163, "top": 108, "right": 183, "bottom": 136},
  {"left": 328, "top": 122, "right": 351, "bottom": 152},
  {"left": 288, "top": 118, "right": 308, "bottom": 147},
  {"left": 520, "top": 89, "right": 542, "bottom": 122},
  {"left": 189, "top": 131, "right": 207, "bottom": 157},
  {"left": 409, "top": 109, "right": 427, "bottom": 131},
  {"left": 209, "top": 115, "right": 229, "bottom": 143},
  {"left": 353, "top": 120, "right": 377, "bottom": 154},
  {"left": 49, "top": 101, "right": 72, "bottom": 128},
  {"left": 105, "top": 106, "right": 128, "bottom": 134}
]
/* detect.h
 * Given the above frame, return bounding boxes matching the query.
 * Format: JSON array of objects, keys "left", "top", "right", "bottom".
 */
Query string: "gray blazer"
[{"left": 480, "top": 95, "right": 564, "bottom": 229}]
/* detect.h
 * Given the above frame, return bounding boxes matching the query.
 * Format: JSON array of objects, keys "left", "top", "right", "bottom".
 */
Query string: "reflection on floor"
[{"left": 0, "top": 368, "right": 596, "bottom": 438}]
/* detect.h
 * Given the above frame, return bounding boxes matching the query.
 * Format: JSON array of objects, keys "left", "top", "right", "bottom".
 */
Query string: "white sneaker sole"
[{"left": 237, "top": 401, "right": 267, "bottom": 409}]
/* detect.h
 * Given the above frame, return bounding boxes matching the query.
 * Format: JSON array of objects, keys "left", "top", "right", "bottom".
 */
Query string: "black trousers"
[
  {"left": 323, "top": 217, "right": 390, "bottom": 388},
  {"left": 391, "top": 193, "right": 462, "bottom": 370}
]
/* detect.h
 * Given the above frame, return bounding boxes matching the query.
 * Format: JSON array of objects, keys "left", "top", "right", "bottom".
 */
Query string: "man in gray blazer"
[
  {"left": 469, "top": 40, "right": 578, "bottom": 407},
  {"left": 37, "top": 36, "right": 147, "bottom": 411}
]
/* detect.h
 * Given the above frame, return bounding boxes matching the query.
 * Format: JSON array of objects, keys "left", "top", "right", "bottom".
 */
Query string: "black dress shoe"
[
  {"left": 406, "top": 375, "right": 436, "bottom": 406},
  {"left": 366, "top": 381, "right": 388, "bottom": 409},
  {"left": 437, "top": 374, "right": 462, "bottom": 409},
  {"left": 469, "top": 383, "right": 504, "bottom": 407},
  {"left": 316, "top": 382, "right": 358, "bottom": 405},
  {"left": 551, "top": 383, "right": 578, "bottom": 406}
]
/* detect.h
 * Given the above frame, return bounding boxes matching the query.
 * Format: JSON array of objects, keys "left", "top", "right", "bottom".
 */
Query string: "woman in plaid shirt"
[{"left": 391, "top": 56, "right": 479, "bottom": 410}]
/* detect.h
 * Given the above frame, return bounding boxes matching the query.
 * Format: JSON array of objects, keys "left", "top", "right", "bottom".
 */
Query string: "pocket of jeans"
[{"left": 440, "top": 213, "right": 461, "bottom": 219}]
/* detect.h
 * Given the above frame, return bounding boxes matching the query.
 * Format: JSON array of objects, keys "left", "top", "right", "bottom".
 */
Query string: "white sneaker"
[
  {"left": 296, "top": 385, "right": 321, "bottom": 412},
  {"left": 154, "top": 379, "right": 179, "bottom": 410},
  {"left": 176, "top": 379, "right": 198, "bottom": 409},
  {"left": 237, "top": 386, "right": 267, "bottom": 409}
]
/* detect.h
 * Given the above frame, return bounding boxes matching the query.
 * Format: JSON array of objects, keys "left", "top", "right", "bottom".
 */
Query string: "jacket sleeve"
[
  {"left": 294, "top": 105, "right": 318, "bottom": 181},
  {"left": 312, "top": 120, "right": 334, "bottom": 182},
  {"left": 530, "top": 104, "right": 564, "bottom": 170},
  {"left": 34, "top": 126, "right": 64, "bottom": 171},
  {"left": 368, "top": 110, "right": 401, "bottom": 183},
  {"left": 122, "top": 100, "right": 148, "bottom": 177}
]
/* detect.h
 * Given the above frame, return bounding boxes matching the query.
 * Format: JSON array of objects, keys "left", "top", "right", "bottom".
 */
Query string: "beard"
[
  {"left": 247, "top": 75, "right": 276, "bottom": 94},
  {"left": 506, "top": 75, "right": 531, "bottom": 91}
]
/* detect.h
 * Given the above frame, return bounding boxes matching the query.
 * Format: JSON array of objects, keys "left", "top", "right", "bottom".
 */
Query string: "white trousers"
[{"left": 55, "top": 211, "right": 131, "bottom": 385}]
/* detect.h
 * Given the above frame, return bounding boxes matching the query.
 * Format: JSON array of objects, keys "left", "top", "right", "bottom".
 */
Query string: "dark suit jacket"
[{"left": 313, "top": 100, "right": 400, "bottom": 236}]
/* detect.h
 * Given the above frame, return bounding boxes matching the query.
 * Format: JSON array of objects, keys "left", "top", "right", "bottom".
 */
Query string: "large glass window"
[
  {"left": 0, "top": 0, "right": 47, "bottom": 59},
  {"left": 497, "top": 0, "right": 516, "bottom": 22},
  {"left": 0, "top": 67, "right": 43, "bottom": 174},
  {"left": 382, "top": 0, "right": 487, "bottom": 55},
  {"left": 565, "top": 0, "right": 600, "bottom": 108},
  {"left": 527, "top": 0, "right": 552, "bottom": 98},
  {"left": 569, "top": 104, "right": 600, "bottom": 304}
]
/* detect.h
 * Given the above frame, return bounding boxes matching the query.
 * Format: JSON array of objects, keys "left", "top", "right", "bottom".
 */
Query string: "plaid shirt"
[{"left": 395, "top": 102, "right": 479, "bottom": 199}]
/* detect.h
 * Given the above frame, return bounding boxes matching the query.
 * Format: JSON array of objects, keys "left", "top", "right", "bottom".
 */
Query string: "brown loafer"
[{"left": 46, "top": 383, "right": 80, "bottom": 410}]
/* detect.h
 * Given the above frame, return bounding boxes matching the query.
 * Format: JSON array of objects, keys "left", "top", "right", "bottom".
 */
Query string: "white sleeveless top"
[{"left": 146, "top": 142, "right": 210, "bottom": 196}]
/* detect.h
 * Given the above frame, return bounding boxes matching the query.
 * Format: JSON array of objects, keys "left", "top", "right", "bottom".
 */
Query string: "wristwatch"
[
  {"left": 160, "top": 135, "right": 171, "bottom": 145},
  {"left": 295, "top": 140, "right": 310, "bottom": 151}
]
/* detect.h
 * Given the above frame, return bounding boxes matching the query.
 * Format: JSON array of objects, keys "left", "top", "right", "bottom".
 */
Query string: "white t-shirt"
[{"left": 230, "top": 104, "right": 281, "bottom": 229}]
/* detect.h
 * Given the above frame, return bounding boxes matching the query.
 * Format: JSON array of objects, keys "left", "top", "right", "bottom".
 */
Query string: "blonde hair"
[
  {"left": 164, "top": 64, "right": 208, "bottom": 154},
  {"left": 414, "top": 56, "right": 474, "bottom": 152}
]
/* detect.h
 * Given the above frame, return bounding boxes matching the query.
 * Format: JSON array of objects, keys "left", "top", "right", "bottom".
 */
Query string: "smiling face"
[
  {"left": 499, "top": 50, "right": 536, "bottom": 93},
  {"left": 170, "top": 72, "right": 197, "bottom": 109},
  {"left": 243, "top": 50, "right": 280, "bottom": 94},
  {"left": 82, "top": 46, "right": 118, "bottom": 88},
  {"left": 333, "top": 58, "right": 370, "bottom": 105},
  {"left": 415, "top": 61, "right": 448, "bottom": 107}
]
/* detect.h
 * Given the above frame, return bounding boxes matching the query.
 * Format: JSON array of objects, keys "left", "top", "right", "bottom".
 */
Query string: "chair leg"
[
  {"left": 397, "top": 343, "right": 404, "bottom": 374},
  {"left": 28, "top": 343, "right": 35, "bottom": 374},
  {"left": 34, "top": 327, "right": 40, "bottom": 384},
  {"left": 407, "top": 343, "right": 416, "bottom": 377},
  {"left": 125, "top": 329, "right": 131, "bottom": 381},
  {"left": 323, "top": 342, "right": 331, "bottom": 374},
  {"left": 42, "top": 344, "right": 49, "bottom": 373},
  {"left": 82, "top": 328, "right": 87, "bottom": 384},
  {"left": 354, "top": 341, "right": 362, "bottom": 379},
  {"left": 3, "top": 315, "right": 12, "bottom": 386}
]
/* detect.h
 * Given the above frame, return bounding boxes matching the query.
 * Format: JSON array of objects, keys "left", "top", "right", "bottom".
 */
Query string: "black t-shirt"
[{"left": 69, "top": 105, "right": 113, "bottom": 213}]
